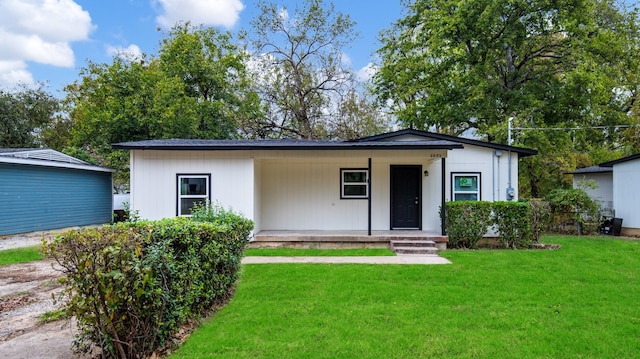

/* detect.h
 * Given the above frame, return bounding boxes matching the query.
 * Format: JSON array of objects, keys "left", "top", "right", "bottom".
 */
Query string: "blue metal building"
[{"left": 0, "top": 149, "right": 113, "bottom": 235}]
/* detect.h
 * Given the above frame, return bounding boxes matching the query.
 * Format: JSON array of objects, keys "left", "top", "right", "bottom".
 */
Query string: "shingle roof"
[
  {"left": 112, "top": 138, "right": 464, "bottom": 151},
  {"left": 566, "top": 165, "right": 612, "bottom": 174},
  {"left": 355, "top": 129, "right": 538, "bottom": 157},
  {"left": 600, "top": 153, "right": 640, "bottom": 167}
]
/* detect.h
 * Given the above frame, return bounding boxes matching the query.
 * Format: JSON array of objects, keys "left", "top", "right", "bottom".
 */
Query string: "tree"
[
  {"left": 244, "top": 0, "right": 387, "bottom": 140},
  {"left": 374, "top": 0, "right": 640, "bottom": 197},
  {"left": 0, "top": 84, "right": 59, "bottom": 148},
  {"left": 64, "top": 24, "right": 262, "bottom": 188}
]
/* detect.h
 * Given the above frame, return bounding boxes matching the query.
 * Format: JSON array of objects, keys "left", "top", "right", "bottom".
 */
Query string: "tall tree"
[
  {"left": 0, "top": 84, "right": 59, "bottom": 148},
  {"left": 244, "top": 0, "right": 387, "bottom": 140},
  {"left": 374, "top": 0, "right": 640, "bottom": 197},
  {"left": 64, "top": 24, "right": 262, "bottom": 188}
]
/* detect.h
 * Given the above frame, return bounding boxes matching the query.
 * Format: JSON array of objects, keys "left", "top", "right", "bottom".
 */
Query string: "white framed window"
[
  {"left": 341, "top": 169, "right": 368, "bottom": 199},
  {"left": 452, "top": 173, "right": 481, "bottom": 201},
  {"left": 177, "top": 174, "right": 211, "bottom": 216}
]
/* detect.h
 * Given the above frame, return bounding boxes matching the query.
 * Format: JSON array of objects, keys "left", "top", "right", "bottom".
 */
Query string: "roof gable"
[
  {"left": 355, "top": 129, "right": 537, "bottom": 157},
  {"left": 0, "top": 148, "right": 113, "bottom": 172}
]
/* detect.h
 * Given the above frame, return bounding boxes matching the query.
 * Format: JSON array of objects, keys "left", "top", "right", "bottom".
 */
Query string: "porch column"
[
  {"left": 368, "top": 157, "right": 372, "bottom": 236},
  {"left": 441, "top": 157, "right": 446, "bottom": 236}
]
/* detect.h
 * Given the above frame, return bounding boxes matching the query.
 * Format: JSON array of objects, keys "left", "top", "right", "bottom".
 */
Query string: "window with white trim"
[
  {"left": 177, "top": 174, "right": 210, "bottom": 216},
  {"left": 341, "top": 169, "right": 368, "bottom": 199},
  {"left": 452, "top": 173, "right": 480, "bottom": 201}
]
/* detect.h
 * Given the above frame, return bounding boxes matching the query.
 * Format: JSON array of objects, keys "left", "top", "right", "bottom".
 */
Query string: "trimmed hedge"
[
  {"left": 444, "top": 201, "right": 493, "bottom": 249},
  {"left": 445, "top": 201, "right": 545, "bottom": 249},
  {"left": 43, "top": 206, "right": 253, "bottom": 358}
]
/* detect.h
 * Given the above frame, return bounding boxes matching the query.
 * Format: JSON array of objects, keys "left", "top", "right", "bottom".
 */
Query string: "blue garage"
[{"left": 0, "top": 149, "right": 113, "bottom": 235}]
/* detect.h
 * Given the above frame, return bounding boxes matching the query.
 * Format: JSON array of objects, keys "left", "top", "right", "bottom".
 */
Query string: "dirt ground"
[{"left": 0, "top": 231, "right": 93, "bottom": 359}]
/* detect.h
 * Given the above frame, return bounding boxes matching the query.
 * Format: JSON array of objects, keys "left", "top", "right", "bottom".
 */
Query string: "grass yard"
[
  {"left": 0, "top": 245, "right": 44, "bottom": 266},
  {"left": 172, "top": 235, "right": 640, "bottom": 358},
  {"left": 245, "top": 248, "right": 396, "bottom": 256}
]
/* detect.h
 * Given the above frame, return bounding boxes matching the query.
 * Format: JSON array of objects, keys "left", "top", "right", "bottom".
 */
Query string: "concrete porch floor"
[{"left": 251, "top": 230, "right": 448, "bottom": 250}]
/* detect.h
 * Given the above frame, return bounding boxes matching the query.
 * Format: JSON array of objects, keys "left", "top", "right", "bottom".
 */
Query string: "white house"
[
  {"left": 113, "top": 129, "right": 537, "bottom": 248},
  {"left": 567, "top": 165, "right": 614, "bottom": 212},
  {"left": 599, "top": 154, "right": 640, "bottom": 236}
]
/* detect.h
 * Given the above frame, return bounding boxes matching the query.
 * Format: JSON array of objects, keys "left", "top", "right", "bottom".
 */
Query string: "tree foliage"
[
  {"left": 0, "top": 84, "right": 59, "bottom": 148},
  {"left": 64, "top": 24, "right": 262, "bottom": 188},
  {"left": 374, "top": 0, "right": 640, "bottom": 197},
  {"left": 244, "top": 0, "right": 389, "bottom": 139}
]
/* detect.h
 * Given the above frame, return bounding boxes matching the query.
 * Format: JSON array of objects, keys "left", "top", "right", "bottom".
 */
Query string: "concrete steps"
[{"left": 390, "top": 239, "right": 439, "bottom": 255}]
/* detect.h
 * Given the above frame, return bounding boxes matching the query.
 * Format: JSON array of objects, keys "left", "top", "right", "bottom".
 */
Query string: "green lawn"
[
  {"left": 172, "top": 235, "right": 640, "bottom": 358},
  {"left": 245, "top": 248, "right": 396, "bottom": 256},
  {"left": 0, "top": 245, "right": 44, "bottom": 266}
]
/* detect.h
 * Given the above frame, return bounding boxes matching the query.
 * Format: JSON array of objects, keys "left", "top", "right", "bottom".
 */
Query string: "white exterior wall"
[
  {"left": 612, "top": 159, "right": 640, "bottom": 229},
  {"left": 129, "top": 144, "right": 521, "bottom": 234},
  {"left": 130, "top": 150, "right": 255, "bottom": 221},
  {"left": 572, "top": 173, "right": 613, "bottom": 210},
  {"left": 446, "top": 146, "right": 517, "bottom": 202}
]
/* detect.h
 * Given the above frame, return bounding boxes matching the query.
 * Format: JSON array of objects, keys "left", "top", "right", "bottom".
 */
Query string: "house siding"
[
  {"left": 130, "top": 150, "right": 255, "bottom": 220},
  {"left": 129, "top": 145, "right": 520, "bottom": 234},
  {"left": 612, "top": 159, "right": 640, "bottom": 230},
  {"left": 0, "top": 162, "right": 112, "bottom": 235},
  {"left": 573, "top": 172, "right": 613, "bottom": 210}
]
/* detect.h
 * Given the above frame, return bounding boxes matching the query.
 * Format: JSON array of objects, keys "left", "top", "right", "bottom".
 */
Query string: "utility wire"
[{"left": 512, "top": 125, "right": 636, "bottom": 131}]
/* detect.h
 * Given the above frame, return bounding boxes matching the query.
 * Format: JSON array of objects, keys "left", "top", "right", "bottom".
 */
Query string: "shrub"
[
  {"left": 545, "top": 188, "right": 600, "bottom": 234},
  {"left": 527, "top": 199, "right": 551, "bottom": 243},
  {"left": 444, "top": 201, "right": 493, "bottom": 248},
  {"left": 43, "top": 210, "right": 253, "bottom": 358},
  {"left": 492, "top": 201, "right": 532, "bottom": 249}
]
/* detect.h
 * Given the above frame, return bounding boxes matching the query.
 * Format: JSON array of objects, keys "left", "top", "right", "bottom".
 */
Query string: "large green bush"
[
  {"left": 492, "top": 201, "right": 532, "bottom": 249},
  {"left": 444, "top": 201, "right": 542, "bottom": 249},
  {"left": 444, "top": 201, "right": 493, "bottom": 248},
  {"left": 43, "top": 207, "right": 253, "bottom": 359},
  {"left": 545, "top": 188, "right": 601, "bottom": 234}
]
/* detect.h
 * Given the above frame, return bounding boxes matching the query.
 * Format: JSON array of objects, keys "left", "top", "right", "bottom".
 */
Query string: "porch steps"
[{"left": 390, "top": 240, "right": 439, "bottom": 255}]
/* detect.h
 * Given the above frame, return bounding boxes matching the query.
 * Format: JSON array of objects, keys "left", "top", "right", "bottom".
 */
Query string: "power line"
[{"left": 512, "top": 125, "right": 636, "bottom": 131}]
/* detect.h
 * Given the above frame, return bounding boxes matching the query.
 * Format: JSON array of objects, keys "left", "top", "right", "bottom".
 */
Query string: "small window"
[
  {"left": 341, "top": 169, "right": 368, "bottom": 199},
  {"left": 177, "top": 174, "right": 210, "bottom": 216},
  {"left": 452, "top": 173, "right": 480, "bottom": 201}
]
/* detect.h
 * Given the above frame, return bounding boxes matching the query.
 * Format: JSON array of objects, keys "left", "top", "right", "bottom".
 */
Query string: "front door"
[{"left": 390, "top": 165, "right": 422, "bottom": 229}]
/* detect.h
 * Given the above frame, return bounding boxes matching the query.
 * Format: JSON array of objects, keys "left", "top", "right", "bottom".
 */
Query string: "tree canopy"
[
  {"left": 374, "top": 0, "right": 640, "bottom": 196},
  {"left": 244, "top": 0, "right": 389, "bottom": 139},
  {"left": 0, "top": 84, "right": 59, "bottom": 148},
  {"left": 64, "top": 24, "right": 262, "bottom": 188}
]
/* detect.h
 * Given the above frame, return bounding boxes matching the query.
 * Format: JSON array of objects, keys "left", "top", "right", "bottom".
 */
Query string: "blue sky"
[{"left": 0, "top": 0, "right": 404, "bottom": 96}]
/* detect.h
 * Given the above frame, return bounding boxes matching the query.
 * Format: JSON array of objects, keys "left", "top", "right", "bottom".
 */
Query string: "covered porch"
[{"left": 250, "top": 230, "right": 449, "bottom": 250}]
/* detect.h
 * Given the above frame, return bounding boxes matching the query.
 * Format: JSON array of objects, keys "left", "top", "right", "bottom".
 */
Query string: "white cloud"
[
  {"left": 107, "top": 44, "right": 144, "bottom": 62},
  {"left": 356, "top": 63, "right": 377, "bottom": 82},
  {"left": 156, "top": 0, "right": 244, "bottom": 29},
  {"left": 0, "top": 61, "right": 34, "bottom": 87},
  {"left": 0, "top": 0, "right": 93, "bottom": 88}
]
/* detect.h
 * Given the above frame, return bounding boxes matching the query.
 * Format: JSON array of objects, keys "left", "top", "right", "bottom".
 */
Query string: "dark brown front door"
[{"left": 390, "top": 165, "right": 422, "bottom": 229}]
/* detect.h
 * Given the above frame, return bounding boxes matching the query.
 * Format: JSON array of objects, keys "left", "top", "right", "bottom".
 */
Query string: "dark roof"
[
  {"left": 600, "top": 153, "right": 640, "bottom": 167},
  {"left": 355, "top": 129, "right": 537, "bottom": 157},
  {"left": 112, "top": 138, "right": 464, "bottom": 151},
  {"left": 566, "top": 165, "right": 612, "bottom": 174}
]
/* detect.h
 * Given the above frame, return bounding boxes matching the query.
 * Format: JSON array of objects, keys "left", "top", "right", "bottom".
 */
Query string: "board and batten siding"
[
  {"left": 612, "top": 159, "right": 640, "bottom": 230},
  {"left": 130, "top": 150, "right": 255, "bottom": 221},
  {"left": 0, "top": 163, "right": 113, "bottom": 235}
]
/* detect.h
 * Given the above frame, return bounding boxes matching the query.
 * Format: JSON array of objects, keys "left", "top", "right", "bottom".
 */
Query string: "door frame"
[{"left": 389, "top": 165, "right": 422, "bottom": 230}]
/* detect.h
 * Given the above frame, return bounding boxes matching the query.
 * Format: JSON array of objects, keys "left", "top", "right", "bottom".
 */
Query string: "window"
[
  {"left": 452, "top": 173, "right": 480, "bottom": 201},
  {"left": 341, "top": 169, "right": 368, "bottom": 199},
  {"left": 177, "top": 174, "right": 210, "bottom": 216}
]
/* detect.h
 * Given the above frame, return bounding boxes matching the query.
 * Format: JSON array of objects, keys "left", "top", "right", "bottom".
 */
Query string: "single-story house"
[
  {"left": 114, "top": 129, "right": 536, "bottom": 248},
  {"left": 599, "top": 154, "right": 640, "bottom": 236},
  {"left": 567, "top": 165, "right": 614, "bottom": 213},
  {"left": 0, "top": 148, "right": 114, "bottom": 236}
]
